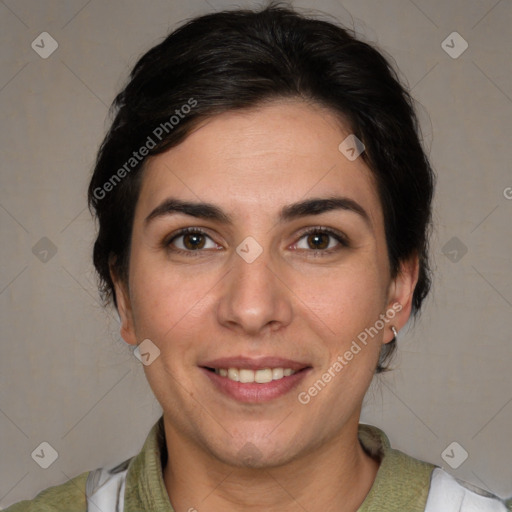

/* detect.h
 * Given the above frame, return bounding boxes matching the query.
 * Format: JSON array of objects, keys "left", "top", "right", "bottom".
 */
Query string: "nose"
[{"left": 216, "top": 246, "right": 293, "bottom": 336}]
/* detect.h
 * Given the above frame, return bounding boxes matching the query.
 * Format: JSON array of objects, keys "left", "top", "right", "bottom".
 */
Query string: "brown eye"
[
  {"left": 182, "top": 232, "right": 206, "bottom": 250},
  {"left": 166, "top": 228, "right": 218, "bottom": 253},
  {"left": 294, "top": 228, "right": 348, "bottom": 253},
  {"left": 306, "top": 233, "right": 330, "bottom": 250}
]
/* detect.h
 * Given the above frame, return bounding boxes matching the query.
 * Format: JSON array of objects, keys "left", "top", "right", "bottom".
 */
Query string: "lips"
[{"left": 200, "top": 356, "right": 311, "bottom": 403}]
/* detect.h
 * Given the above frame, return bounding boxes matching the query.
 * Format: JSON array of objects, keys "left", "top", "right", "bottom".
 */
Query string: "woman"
[{"left": 6, "top": 4, "right": 511, "bottom": 511}]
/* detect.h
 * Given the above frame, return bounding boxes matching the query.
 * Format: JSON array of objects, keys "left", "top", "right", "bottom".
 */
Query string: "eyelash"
[{"left": 163, "top": 226, "right": 349, "bottom": 257}]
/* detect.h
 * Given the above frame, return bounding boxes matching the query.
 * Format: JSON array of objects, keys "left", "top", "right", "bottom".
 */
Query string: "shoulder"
[
  {"left": 425, "top": 467, "right": 510, "bottom": 512},
  {"left": 2, "top": 470, "right": 90, "bottom": 512},
  {"left": 358, "top": 424, "right": 511, "bottom": 511}
]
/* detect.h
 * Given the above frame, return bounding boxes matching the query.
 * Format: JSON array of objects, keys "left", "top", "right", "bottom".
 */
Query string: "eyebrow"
[{"left": 144, "top": 196, "right": 372, "bottom": 229}]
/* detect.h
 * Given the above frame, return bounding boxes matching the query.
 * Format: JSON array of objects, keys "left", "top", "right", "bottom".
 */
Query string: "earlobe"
[
  {"left": 385, "top": 253, "right": 420, "bottom": 343},
  {"left": 110, "top": 260, "right": 137, "bottom": 346}
]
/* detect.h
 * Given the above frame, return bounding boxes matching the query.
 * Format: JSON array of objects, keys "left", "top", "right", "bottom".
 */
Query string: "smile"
[
  {"left": 200, "top": 358, "right": 311, "bottom": 403},
  {"left": 212, "top": 367, "right": 296, "bottom": 383}
]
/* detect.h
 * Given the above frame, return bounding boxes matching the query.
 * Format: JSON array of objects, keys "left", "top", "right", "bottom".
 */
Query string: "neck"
[{"left": 162, "top": 418, "right": 379, "bottom": 512}]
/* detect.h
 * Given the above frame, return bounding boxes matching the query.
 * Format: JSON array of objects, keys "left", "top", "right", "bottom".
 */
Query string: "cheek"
[
  {"left": 292, "top": 258, "right": 388, "bottom": 339},
  {"left": 132, "top": 274, "right": 193, "bottom": 331},
  {"left": 128, "top": 251, "right": 218, "bottom": 351}
]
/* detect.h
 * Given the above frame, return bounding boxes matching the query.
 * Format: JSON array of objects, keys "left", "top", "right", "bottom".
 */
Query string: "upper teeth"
[{"left": 214, "top": 367, "right": 295, "bottom": 383}]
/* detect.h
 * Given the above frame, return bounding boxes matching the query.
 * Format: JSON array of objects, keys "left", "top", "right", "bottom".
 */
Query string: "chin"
[{"left": 201, "top": 428, "right": 309, "bottom": 469}]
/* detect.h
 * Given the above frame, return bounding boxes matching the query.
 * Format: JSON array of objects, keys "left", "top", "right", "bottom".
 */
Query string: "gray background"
[{"left": 1, "top": 0, "right": 511, "bottom": 507}]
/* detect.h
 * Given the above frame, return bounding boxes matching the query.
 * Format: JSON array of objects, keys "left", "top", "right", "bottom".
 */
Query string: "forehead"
[{"left": 137, "top": 100, "right": 383, "bottom": 227}]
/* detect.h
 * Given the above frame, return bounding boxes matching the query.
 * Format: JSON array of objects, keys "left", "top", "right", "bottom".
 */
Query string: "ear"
[
  {"left": 110, "top": 258, "right": 137, "bottom": 346},
  {"left": 383, "top": 252, "right": 420, "bottom": 344}
]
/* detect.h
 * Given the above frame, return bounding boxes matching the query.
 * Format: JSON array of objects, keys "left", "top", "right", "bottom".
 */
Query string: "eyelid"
[{"left": 294, "top": 226, "right": 349, "bottom": 245}]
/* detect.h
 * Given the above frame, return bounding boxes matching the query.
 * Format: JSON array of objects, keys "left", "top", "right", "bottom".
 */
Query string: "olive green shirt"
[{"left": 4, "top": 417, "right": 510, "bottom": 511}]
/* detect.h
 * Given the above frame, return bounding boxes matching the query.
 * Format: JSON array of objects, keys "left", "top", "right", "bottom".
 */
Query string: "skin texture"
[{"left": 112, "top": 100, "right": 419, "bottom": 512}]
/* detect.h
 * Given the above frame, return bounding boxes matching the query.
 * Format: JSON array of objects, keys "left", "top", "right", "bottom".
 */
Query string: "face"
[{"left": 113, "top": 100, "right": 417, "bottom": 468}]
